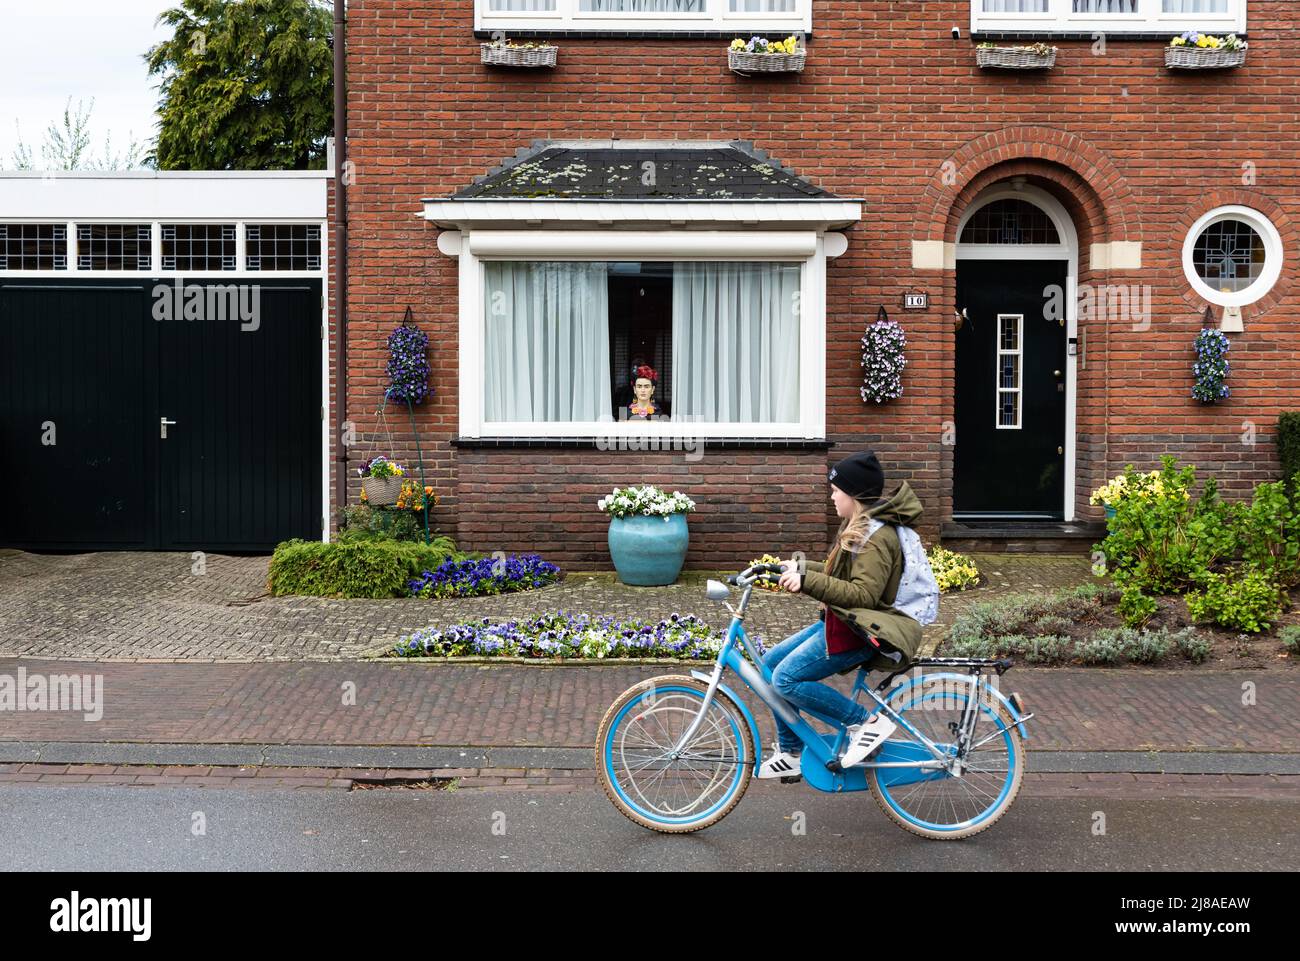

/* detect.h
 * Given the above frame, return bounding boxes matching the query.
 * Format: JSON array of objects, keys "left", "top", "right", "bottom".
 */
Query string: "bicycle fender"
[
  {"left": 691, "top": 670, "right": 764, "bottom": 771},
  {"left": 886, "top": 671, "right": 1031, "bottom": 740}
]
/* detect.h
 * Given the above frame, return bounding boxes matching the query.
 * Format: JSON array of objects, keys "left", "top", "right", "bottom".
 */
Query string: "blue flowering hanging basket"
[{"left": 386, "top": 308, "right": 431, "bottom": 405}]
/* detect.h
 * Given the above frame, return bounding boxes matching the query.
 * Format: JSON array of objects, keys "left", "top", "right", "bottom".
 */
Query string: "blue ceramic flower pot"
[{"left": 608, "top": 513, "right": 689, "bottom": 586}]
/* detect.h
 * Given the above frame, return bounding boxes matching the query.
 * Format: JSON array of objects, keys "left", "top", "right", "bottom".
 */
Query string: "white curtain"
[
  {"left": 983, "top": 0, "right": 1048, "bottom": 11},
  {"left": 730, "top": 0, "right": 797, "bottom": 11},
  {"left": 1162, "top": 0, "right": 1229, "bottom": 12},
  {"left": 672, "top": 263, "right": 800, "bottom": 423},
  {"left": 1073, "top": 0, "right": 1138, "bottom": 12},
  {"left": 483, "top": 262, "right": 612, "bottom": 423},
  {"left": 580, "top": 0, "right": 706, "bottom": 11},
  {"left": 489, "top": 0, "right": 556, "bottom": 10}
]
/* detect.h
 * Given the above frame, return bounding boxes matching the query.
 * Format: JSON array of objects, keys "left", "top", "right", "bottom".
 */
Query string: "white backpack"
[{"left": 865, "top": 520, "right": 941, "bottom": 626}]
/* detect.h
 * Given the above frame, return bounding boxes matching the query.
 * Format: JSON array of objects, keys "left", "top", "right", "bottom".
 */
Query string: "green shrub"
[
  {"left": 1185, "top": 569, "right": 1284, "bottom": 634},
  {"left": 1235, "top": 481, "right": 1300, "bottom": 589},
  {"left": 1279, "top": 625, "right": 1300, "bottom": 654},
  {"left": 1033, "top": 614, "right": 1073, "bottom": 635},
  {"left": 1278, "top": 412, "right": 1300, "bottom": 498},
  {"left": 268, "top": 536, "right": 460, "bottom": 598},
  {"left": 1125, "top": 629, "right": 1171, "bottom": 664},
  {"left": 1118, "top": 584, "right": 1159, "bottom": 628},
  {"left": 1021, "top": 635, "right": 1072, "bottom": 665},
  {"left": 338, "top": 504, "right": 431, "bottom": 544},
  {"left": 1095, "top": 456, "right": 1237, "bottom": 596},
  {"left": 1077, "top": 631, "right": 1128, "bottom": 665},
  {"left": 1172, "top": 627, "right": 1212, "bottom": 664}
]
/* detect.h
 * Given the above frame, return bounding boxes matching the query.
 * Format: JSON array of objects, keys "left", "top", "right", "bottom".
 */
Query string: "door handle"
[
  {"left": 1053, "top": 370, "right": 1062, "bottom": 377},
  {"left": 160, "top": 417, "right": 177, "bottom": 439}
]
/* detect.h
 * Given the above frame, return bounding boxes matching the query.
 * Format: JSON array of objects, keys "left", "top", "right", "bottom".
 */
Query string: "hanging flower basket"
[
  {"left": 976, "top": 43, "right": 1057, "bottom": 71},
  {"left": 386, "top": 312, "right": 431, "bottom": 406},
  {"left": 1191, "top": 328, "right": 1231, "bottom": 404},
  {"left": 728, "top": 36, "right": 806, "bottom": 75},
  {"left": 480, "top": 41, "right": 557, "bottom": 69},
  {"left": 860, "top": 309, "right": 907, "bottom": 405},
  {"left": 358, "top": 456, "right": 407, "bottom": 506}
]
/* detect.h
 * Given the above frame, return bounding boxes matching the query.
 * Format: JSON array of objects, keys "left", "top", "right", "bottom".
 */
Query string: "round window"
[{"left": 1183, "top": 206, "right": 1283, "bottom": 308}]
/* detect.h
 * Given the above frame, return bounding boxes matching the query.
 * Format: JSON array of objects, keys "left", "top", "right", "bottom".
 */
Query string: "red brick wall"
[{"left": 340, "top": 0, "right": 1299, "bottom": 569}]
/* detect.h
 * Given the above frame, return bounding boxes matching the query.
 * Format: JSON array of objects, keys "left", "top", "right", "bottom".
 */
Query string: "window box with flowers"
[
  {"left": 728, "top": 35, "right": 806, "bottom": 76},
  {"left": 976, "top": 42, "right": 1057, "bottom": 71},
  {"left": 1166, "top": 32, "right": 1247, "bottom": 70},
  {"left": 481, "top": 37, "right": 558, "bottom": 69}
]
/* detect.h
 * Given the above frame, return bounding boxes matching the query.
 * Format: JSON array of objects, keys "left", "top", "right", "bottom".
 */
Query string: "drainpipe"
[{"left": 333, "top": 0, "right": 348, "bottom": 531}]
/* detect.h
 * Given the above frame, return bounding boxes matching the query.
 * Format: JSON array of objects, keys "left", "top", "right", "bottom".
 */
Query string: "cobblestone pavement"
[
  {"left": 2, "top": 658, "right": 1297, "bottom": 753},
  {"left": 0, "top": 550, "right": 1093, "bottom": 661},
  {"left": 2, "top": 765, "right": 1297, "bottom": 800}
]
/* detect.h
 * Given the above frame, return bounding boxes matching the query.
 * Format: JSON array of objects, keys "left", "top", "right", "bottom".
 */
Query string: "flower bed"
[
  {"left": 393, "top": 611, "right": 751, "bottom": 660},
  {"left": 408, "top": 554, "right": 560, "bottom": 599}
]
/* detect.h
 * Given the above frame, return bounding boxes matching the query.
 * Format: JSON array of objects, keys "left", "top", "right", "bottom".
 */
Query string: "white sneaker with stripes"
[
  {"left": 840, "top": 714, "right": 897, "bottom": 768},
  {"left": 756, "top": 748, "right": 802, "bottom": 779}
]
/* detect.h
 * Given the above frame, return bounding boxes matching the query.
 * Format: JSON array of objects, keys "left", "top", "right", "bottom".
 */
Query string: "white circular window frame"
[{"left": 1182, "top": 205, "right": 1283, "bottom": 308}]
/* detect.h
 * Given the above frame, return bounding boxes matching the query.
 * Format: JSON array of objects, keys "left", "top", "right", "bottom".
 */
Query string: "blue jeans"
[{"left": 760, "top": 621, "right": 872, "bottom": 754}]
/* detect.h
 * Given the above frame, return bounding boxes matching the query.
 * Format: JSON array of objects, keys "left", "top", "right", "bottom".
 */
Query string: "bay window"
[
  {"left": 479, "top": 258, "right": 804, "bottom": 432},
  {"left": 475, "top": 0, "right": 811, "bottom": 33},
  {"left": 972, "top": 0, "right": 1244, "bottom": 32}
]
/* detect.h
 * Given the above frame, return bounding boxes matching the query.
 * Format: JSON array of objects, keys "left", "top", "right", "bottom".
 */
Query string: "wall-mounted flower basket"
[
  {"left": 728, "top": 36, "right": 806, "bottom": 75},
  {"left": 1165, "top": 46, "right": 1246, "bottom": 70},
  {"left": 976, "top": 44, "right": 1057, "bottom": 70},
  {"left": 1191, "top": 326, "right": 1231, "bottom": 404},
  {"left": 860, "top": 307, "right": 907, "bottom": 405},
  {"left": 480, "top": 42, "right": 557, "bottom": 69}
]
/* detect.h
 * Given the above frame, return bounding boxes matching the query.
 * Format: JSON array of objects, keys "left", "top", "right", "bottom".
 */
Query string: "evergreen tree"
[{"left": 146, "top": 0, "right": 333, "bottom": 170}]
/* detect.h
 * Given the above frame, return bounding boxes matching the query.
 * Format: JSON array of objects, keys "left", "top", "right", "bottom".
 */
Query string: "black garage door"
[{"left": 0, "top": 279, "right": 322, "bottom": 551}]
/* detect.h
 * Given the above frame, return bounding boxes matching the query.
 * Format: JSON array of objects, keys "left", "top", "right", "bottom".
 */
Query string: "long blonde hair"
[{"left": 825, "top": 498, "right": 876, "bottom": 571}]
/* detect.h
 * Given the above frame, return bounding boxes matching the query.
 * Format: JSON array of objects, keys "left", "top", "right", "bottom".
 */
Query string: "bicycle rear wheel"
[
  {"left": 867, "top": 674, "right": 1024, "bottom": 840},
  {"left": 596, "top": 675, "right": 753, "bottom": 834}
]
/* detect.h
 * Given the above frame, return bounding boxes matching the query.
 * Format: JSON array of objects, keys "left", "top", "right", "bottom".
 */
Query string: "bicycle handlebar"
[{"left": 726, "top": 562, "right": 787, "bottom": 586}]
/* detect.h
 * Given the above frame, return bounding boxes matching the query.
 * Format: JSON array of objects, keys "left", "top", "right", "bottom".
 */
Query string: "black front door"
[
  {"left": 954, "top": 260, "right": 1068, "bottom": 519},
  {"left": 0, "top": 279, "right": 322, "bottom": 551}
]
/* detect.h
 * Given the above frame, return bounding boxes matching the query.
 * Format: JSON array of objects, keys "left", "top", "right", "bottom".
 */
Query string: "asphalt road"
[{"left": 0, "top": 784, "right": 1295, "bottom": 871}]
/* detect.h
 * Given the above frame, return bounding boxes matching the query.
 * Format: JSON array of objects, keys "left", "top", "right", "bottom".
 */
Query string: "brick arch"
[
  {"left": 1171, "top": 187, "right": 1294, "bottom": 316},
  {"left": 919, "top": 126, "right": 1136, "bottom": 247}
]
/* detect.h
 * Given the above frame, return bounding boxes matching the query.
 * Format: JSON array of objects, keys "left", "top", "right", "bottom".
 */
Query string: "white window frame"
[
  {"left": 971, "top": 0, "right": 1245, "bottom": 35},
  {"left": 476, "top": 0, "right": 811, "bottom": 34},
  {"left": 455, "top": 229, "right": 827, "bottom": 440},
  {"left": 995, "top": 314, "right": 1024, "bottom": 431},
  {"left": 1182, "top": 204, "right": 1283, "bottom": 309}
]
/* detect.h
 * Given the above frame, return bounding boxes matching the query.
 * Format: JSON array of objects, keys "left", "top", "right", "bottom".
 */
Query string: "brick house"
[{"left": 335, "top": 0, "right": 1296, "bottom": 568}]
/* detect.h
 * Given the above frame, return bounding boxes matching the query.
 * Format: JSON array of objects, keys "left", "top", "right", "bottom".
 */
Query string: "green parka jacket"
[{"left": 798, "top": 481, "right": 925, "bottom": 669}]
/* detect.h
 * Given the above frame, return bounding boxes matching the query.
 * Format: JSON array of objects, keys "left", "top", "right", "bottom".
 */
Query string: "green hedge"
[
  {"left": 268, "top": 535, "right": 460, "bottom": 599},
  {"left": 1279, "top": 412, "right": 1300, "bottom": 497}
]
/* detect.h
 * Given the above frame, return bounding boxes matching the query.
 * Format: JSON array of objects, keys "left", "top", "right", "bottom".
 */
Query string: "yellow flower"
[{"left": 731, "top": 38, "right": 745, "bottom": 50}]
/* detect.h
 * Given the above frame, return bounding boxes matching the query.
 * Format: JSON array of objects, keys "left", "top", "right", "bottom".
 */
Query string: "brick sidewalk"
[
  {"left": 2, "top": 659, "right": 1296, "bottom": 753},
  {"left": 0, "top": 550, "right": 1092, "bottom": 660}
]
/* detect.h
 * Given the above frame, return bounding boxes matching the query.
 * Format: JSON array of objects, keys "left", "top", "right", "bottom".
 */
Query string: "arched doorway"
[{"left": 953, "top": 183, "right": 1078, "bottom": 521}]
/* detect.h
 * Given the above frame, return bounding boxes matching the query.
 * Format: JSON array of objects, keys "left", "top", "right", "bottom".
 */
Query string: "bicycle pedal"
[{"left": 779, "top": 775, "right": 803, "bottom": 785}]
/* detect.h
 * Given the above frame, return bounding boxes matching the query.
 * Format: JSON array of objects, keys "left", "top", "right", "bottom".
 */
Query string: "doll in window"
[{"left": 628, "top": 364, "right": 660, "bottom": 420}]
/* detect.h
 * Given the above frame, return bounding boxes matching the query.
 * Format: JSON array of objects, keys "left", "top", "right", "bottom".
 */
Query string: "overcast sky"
[{"left": 0, "top": 2, "right": 174, "bottom": 166}]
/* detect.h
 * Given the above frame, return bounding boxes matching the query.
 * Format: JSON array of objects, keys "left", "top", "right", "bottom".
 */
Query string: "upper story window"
[
  {"left": 476, "top": 0, "right": 810, "bottom": 33},
  {"left": 973, "top": 0, "right": 1245, "bottom": 34}
]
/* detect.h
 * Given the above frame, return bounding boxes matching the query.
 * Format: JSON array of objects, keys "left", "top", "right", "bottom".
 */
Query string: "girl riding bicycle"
[{"left": 758, "top": 450, "right": 925, "bottom": 778}]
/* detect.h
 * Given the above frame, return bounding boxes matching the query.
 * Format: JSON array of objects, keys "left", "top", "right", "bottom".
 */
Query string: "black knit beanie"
[{"left": 827, "top": 450, "right": 885, "bottom": 503}]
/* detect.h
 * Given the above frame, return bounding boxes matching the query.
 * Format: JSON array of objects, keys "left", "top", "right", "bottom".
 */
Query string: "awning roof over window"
[{"left": 421, "top": 139, "right": 861, "bottom": 231}]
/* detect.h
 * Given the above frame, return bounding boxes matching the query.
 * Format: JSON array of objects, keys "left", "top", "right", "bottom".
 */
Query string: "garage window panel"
[
  {"left": 0, "top": 223, "right": 67, "bottom": 270},
  {"left": 77, "top": 224, "right": 152, "bottom": 271},
  {"left": 246, "top": 224, "right": 322, "bottom": 272},
  {"left": 162, "top": 224, "right": 237, "bottom": 271}
]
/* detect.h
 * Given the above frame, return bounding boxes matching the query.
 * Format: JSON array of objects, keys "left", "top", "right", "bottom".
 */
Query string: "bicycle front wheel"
[
  {"left": 596, "top": 675, "right": 753, "bottom": 834},
  {"left": 867, "top": 674, "right": 1024, "bottom": 840}
]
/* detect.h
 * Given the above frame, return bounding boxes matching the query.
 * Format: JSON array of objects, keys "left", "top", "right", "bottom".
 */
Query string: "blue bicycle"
[{"left": 596, "top": 563, "right": 1035, "bottom": 838}]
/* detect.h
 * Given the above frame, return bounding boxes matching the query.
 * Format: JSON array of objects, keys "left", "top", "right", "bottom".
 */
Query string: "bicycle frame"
[{"left": 668, "top": 570, "right": 1018, "bottom": 786}]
